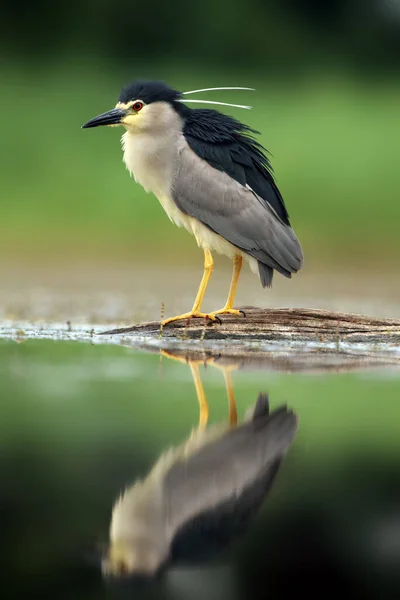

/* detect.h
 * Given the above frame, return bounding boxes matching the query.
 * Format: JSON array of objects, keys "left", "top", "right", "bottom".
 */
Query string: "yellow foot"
[
  {"left": 212, "top": 307, "right": 246, "bottom": 318},
  {"left": 162, "top": 311, "right": 222, "bottom": 327}
]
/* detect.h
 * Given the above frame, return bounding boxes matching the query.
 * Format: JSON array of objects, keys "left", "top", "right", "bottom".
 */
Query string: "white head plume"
[
  {"left": 179, "top": 99, "right": 252, "bottom": 110},
  {"left": 180, "top": 86, "right": 255, "bottom": 110},
  {"left": 183, "top": 86, "right": 255, "bottom": 95}
]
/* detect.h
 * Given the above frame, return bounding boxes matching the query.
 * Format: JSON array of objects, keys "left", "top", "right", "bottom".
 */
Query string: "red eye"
[{"left": 132, "top": 101, "right": 144, "bottom": 111}]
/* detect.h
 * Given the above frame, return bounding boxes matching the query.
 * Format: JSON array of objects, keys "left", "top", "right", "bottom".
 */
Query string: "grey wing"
[
  {"left": 172, "top": 142, "right": 303, "bottom": 279},
  {"left": 163, "top": 404, "right": 297, "bottom": 544}
]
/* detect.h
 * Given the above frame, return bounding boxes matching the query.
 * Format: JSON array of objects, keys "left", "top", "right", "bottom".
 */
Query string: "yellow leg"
[
  {"left": 206, "top": 357, "right": 239, "bottom": 426},
  {"left": 160, "top": 350, "right": 240, "bottom": 429},
  {"left": 212, "top": 254, "right": 245, "bottom": 318},
  {"left": 223, "top": 368, "right": 238, "bottom": 427},
  {"left": 160, "top": 350, "right": 209, "bottom": 428},
  {"left": 190, "top": 362, "right": 209, "bottom": 428},
  {"left": 192, "top": 249, "right": 213, "bottom": 312},
  {"left": 162, "top": 249, "right": 220, "bottom": 326}
]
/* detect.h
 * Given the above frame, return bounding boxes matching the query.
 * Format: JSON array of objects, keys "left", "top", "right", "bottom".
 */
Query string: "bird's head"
[
  {"left": 82, "top": 80, "right": 254, "bottom": 135},
  {"left": 101, "top": 538, "right": 163, "bottom": 580},
  {"left": 82, "top": 80, "right": 183, "bottom": 134}
]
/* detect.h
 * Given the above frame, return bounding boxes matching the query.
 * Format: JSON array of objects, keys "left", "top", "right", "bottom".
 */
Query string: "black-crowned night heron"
[
  {"left": 101, "top": 392, "right": 297, "bottom": 579},
  {"left": 82, "top": 81, "right": 303, "bottom": 326}
]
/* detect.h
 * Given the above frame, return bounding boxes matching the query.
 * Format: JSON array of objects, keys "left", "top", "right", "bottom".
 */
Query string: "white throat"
[{"left": 121, "top": 105, "right": 184, "bottom": 200}]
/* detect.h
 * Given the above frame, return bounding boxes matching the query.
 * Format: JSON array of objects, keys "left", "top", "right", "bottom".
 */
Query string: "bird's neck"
[
  {"left": 121, "top": 128, "right": 182, "bottom": 199},
  {"left": 110, "top": 480, "right": 170, "bottom": 568}
]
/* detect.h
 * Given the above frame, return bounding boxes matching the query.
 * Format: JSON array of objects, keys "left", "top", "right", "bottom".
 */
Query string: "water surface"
[{"left": 1, "top": 339, "right": 399, "bottom": 599}]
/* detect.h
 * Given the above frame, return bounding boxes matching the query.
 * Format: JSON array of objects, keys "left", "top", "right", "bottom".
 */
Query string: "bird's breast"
[
  {"left": 122, "top": 131, "right": 177, "bottom": 198},
  {"left": 122, "top": 131, "right": 192, "bottom": 230}
]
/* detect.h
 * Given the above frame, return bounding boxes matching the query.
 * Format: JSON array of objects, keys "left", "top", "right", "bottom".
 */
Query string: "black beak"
[{"left": 81, "top": 108, "right": 127, "bottom": 129}]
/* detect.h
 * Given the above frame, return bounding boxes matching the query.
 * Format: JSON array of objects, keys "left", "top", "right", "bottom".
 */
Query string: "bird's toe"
[
  {"left": 211, "top": 308, "right": 246, "bottom": 319},
  {"left": 162, "top": 311, "right": 222, "bottom": 326}
]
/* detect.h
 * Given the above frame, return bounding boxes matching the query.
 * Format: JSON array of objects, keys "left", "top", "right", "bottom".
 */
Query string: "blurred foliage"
[
  {"left": 2, "top": 0, "right": 400, "bottom": 71},
  {"left": 1, "top": 0, "right": 400, "bottom": 268}
]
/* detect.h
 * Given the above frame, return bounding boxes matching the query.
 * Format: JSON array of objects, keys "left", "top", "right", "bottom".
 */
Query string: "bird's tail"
[
  {"left": 250, "top": 393, "right": 298, "bottom": 456},
  {"left": 252, "top": 392, "right": 270, "bottom": 419},
  {"left": 257, "top": 224, "right": 303, "bottom": 288},
  {"left": 244, "top": 392, "right": 297, "bottom": 451},
  {"left": 258, "top": 263, "right": 274, "bottom": 287}
]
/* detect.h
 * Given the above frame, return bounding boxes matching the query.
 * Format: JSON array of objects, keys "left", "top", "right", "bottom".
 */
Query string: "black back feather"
[
  {"left": 116, "top": 82, "right": 289, "bottom": 226},
  {"left": 176, "top": 105, "right": 290, "bottom": 226}
]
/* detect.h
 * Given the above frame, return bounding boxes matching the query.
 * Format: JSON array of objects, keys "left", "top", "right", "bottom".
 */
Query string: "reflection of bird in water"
[
  {"left": 101, "top": 379, "right": 298, "bottom": 579},
  {"left": 160, "top": 349, "right": 239, "bottom": 428}
]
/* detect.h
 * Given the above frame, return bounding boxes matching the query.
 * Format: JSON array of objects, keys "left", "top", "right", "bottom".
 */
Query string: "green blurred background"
[{"left": 2, "top": 0, "right": 400, "bottom": 275}]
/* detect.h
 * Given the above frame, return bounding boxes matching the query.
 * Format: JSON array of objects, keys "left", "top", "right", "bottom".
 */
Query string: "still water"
[{"left": 1, "top": 339, "right": 400, "bottom": 599}]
